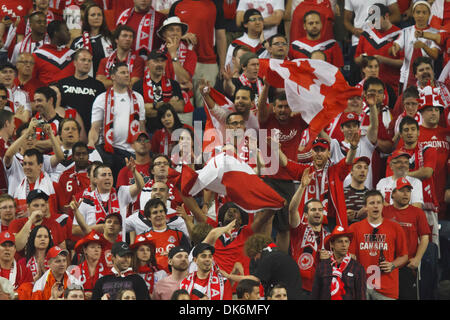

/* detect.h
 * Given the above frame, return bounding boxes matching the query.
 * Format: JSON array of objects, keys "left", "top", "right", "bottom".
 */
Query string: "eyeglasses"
[{"left": 248, "top": 17, "right": 263, "bottom": 22}]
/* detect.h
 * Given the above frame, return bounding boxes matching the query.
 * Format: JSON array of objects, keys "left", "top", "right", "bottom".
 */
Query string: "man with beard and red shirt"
[
  {"left": 289, "top": 11, "right": 344, "bottom": 68},
  {"left": 288, "top": 167, "right": 329, "bottom": 296},
  {"left": 257, "top": 86, "right": 308, "bottom": 252},
  {"left": 383, "top": 177, "right": 430, "bottom": 300}
]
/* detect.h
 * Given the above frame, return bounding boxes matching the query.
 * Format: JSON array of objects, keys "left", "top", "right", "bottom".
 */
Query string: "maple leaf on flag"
[{"left": 283, "top": 59, "right": 318, "bottom": 91}]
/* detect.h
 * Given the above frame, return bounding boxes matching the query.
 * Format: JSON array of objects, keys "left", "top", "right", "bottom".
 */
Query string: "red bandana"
[{"left": 103, "top": 87, "right": 141, "bottom": 153}]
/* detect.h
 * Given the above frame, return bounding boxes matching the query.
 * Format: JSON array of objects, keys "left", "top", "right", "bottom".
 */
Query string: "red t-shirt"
[
  {"left": 348, "top": 219, "right": 408, "bottom": 299},
  {"left": 212, "top": 224, "right": 253, "bottom": 275},
  {"left": 170, "top": 0, "right": 225, "bottom": 64},
  {"left": 96, "top": 53, "right": 145, "bottom": 80},
  {"left": 14, "top": 77, "right": 45, "bottom": 101},
  {"left": 289, "top": 38, "right": 344, "bottom": 68},
  {"left": 0, "top": 258, "right": 33, "bottom": 288},
  {"left": 260, "top": 113, "right": 308, "bottom": 180},
  {"left": 8, "top": 216, "right": 67, "bottom": 248},
  {"left": 56, "top": 167, "right": 90, "bottom": 217},
  {"left": 290, "top": 0, "right": 334, "bottom": 42},
  {"left": 354, "top": 26, "right": 403, "bottom": 94},
  {"left": 383, "top": 205, "right": 431, "bottom": 258},
  {"left": 417, "top": 126, "right": 450, "bottom": 214},
  {"left": 116, "top": 162, "right": 151, "bottom": 190}
]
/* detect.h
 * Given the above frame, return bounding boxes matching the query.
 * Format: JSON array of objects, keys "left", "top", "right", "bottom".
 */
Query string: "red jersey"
[
  {"left": 355, "top": 26, "right": 403, "bottom": 94},
  {"left": 14, "top": 77, "right": 45, "bottom": 101},
  {"left": 383, "top": 205, "right": 431, "bottom": 258},
  {"left": 289, "top": 0, "right": 334, "bottom": 42},
  {"left": 8, "top": 216, "right": 67, "bottom": 248},
  {"left": 259, "top": 113, "right": 308, "bottom": 180},
  {"left": 289, "top": 38, "right": 344, "bottom": 68},
  {"left": 0, "top": 258, "right": 33, "bottom": 289},
  {"left": 212, "top": 224, "right": 254, "bottom": 275},
  {"left": 348, "top": 218, "right": 408, "bottom": 299},
  {"left": 418, "top": 125, "right": 450, "bottom": 216},
  {"left": 143, "top": 228, "right": 189, "bottom": 273},
  {"left": 56, "top": 166, "right": 90, "bottom": 216},
  {"left": 170, "top": 0, "right": 225, "bottom": 64},
  {"left": 32, "top": 44, "right": 76, "bottom": 85},
  {"left": 116, "top": 161, "right": 151, "bottom": 189},
  {"left": 290, "top": 222, "right": 329, "bottom": 291}
]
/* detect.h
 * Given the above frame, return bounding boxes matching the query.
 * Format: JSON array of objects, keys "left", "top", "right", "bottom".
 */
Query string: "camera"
[{"left": 36, "top": 119, "right": 47, "bottom": 127}]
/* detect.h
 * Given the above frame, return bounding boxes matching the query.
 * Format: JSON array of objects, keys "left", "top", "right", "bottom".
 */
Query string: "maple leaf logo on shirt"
[{"left": 283, "top": 60, "right": 318, "bottom": 91}]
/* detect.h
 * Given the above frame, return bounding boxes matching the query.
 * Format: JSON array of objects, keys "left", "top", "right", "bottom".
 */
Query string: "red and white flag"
[
  {"left": 202, "top": 88, "right": 235, "bottom": 153},
  {"left": 266, "top": 59, "right": 362, "bottom": 146},
  {"left": 177, "top": 152, "right": 286, "bottom": 213}
]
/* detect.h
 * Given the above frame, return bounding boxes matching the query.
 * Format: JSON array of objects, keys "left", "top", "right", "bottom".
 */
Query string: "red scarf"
[
  {"left": 116, "top": 8, "right": 156, "bottom": 52},
  {"left": 81, "top": 31, "right": 93, "bottom": 54},
  {"left": 26, "top": 256, "right": 49, "bottom": 280},
  {"left": 103, "top": 87, "right": 141, "bottom": 153},
  {"left": 104, "top": 50, "right": 136, "bottom": 79},
  {"left": 92, "top": 188, "right": 121, "bottom": 224},
  {"left": 142, "top": 72, "right": 173, "bottom": 104},
  {"left": 180, "top": 269, "right": 226, "bottom": 300},
  {"left": 77, "top": 260, "right": 106, "bottom": 290},
  {"left": 330, "top": 253, "right": 351, "bottom": 300},
  {"left": 138, "top": 264, "right": 157, "bottom": 294},
  {"left": 19, "top": 33, "right": 50, "bottom": 53},
  {"left": 302, "top": 164, "right": 330, "bottom": 224}
]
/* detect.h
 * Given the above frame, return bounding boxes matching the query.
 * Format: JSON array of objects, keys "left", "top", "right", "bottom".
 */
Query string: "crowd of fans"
[{"left": 0, "top": 0, "right": 449, "bottom": 301}]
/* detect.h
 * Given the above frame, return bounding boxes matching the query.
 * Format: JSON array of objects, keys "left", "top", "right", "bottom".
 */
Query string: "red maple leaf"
[
  {"left": 283, "top": 60, "right": 318, "bottom": 91},
  {"left": 131, "top": 122, "right": 139, "bottom": 133}
]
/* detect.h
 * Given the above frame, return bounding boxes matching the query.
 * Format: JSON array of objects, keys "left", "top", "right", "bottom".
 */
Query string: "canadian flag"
[
  {"left": 177, "top": 152, "right": 285, "bottom": 213},
  {"left": 202, "top": 88, "right": 234, "bottom": 153},
  {"left": 266, "top": 59, "right": 362, "bottom": 147}
]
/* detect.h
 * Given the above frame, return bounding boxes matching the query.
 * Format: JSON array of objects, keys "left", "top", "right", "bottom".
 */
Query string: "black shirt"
[
  {"left": 91, "top": 272, "right": 150, "bottom": 300},
  {"left": 58, "top": 76, "right": 106, "bottom": 132},
  {"left": 252, "top": 248, "right": 305, "bottom": 300}
]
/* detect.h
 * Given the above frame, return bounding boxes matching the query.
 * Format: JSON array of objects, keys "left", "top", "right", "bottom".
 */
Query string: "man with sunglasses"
[{"left": 348, "top": 189, "right": 408, "bottom": 300}]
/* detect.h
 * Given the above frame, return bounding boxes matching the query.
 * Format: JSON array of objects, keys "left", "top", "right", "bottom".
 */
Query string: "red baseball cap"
[
  {"left": 340, "top": 112, "right": 360, "bottom": 126},
  {"left": 46, "top": 246, "right": 69, "bottom": 260},
  {"left": 312, "top": 138, "right": 330, "bottom": 150},
  {"left": 131, "top": 131, "right": 150, "bottom": 143},
  {"left": 394, "top": 177, "right": 413, "bottom": 191},
  {"left": 0, "top": 231, "right": 15, "bottom": 245},
  {"left": 390, "top": 150, "right": 411, "bottom": 161},
  {"left": 353, "top": 156, "right": 370, "bottom": 166}
]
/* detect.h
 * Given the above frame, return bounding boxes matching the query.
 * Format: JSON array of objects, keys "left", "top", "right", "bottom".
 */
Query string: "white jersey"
[
  {"left": 376, "top": 175, "right": 423, "bottom": 205},
  {"left": 7, "top": 87, "right": 31, "bottom": 113},
  {"left": 224, "top": 33, "right": 269, "bottom": 71}
]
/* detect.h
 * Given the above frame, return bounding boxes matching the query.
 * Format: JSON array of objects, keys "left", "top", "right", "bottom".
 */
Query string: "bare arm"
[
  {"left": 289, "top": 168, "right": 311, "bottom": 228},
  {"left": 215, "top": 29, "right": 227, "bottom": 77},
  {"left": 257, "top": 80, "right": 271, "bottom": 124},
  {"left": 407, "top": 167, "right": 434, "bottom": 180},
  {"left": 96, "top": 75, "right": 113, "bottom": 89},
  {"left": 127, "top": 157, "right": 144, "bottom": 198},
  {"left": 365, "top": 95, "right": 379, "bottom": 145},
  {"left": 202, "top": 219, "right": 236, "bottom": 245},
  {"left": 88, "top": 121, "right": 102, "bottom": 148},
  {"left": 263, "top": 10, "right": 284, "bottom": 28},
  {"left": 4, "top": 119, "right": 37, "bottom": 167},
  {"left": 408, "top": 234, "right": 429, "bottom": 269},
  {"left": 343, "top": 10, "right": 362, "bottom": 36}
]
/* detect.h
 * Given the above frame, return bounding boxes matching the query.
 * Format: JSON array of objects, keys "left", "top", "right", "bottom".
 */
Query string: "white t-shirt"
[
  {"left": 376, "top": 175, "right": 423, "bottom": 205},
  {"left": 394, "top": 25, "right": 440, "bottom": 92},
  {"left": 331, "top": 135, "right": 377, "bottom": 189},
  {"left": 91, "top": 91, "right": 145, "bottom": 153},
  {"left": 237, "top": 0, "right": 285, "bottom": 40},
  {"left": 344, "top": 0, "right": 398, "bottom": 46},
  {"left": 74, "top": 186, "right": 134, "bottom": 227}
]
